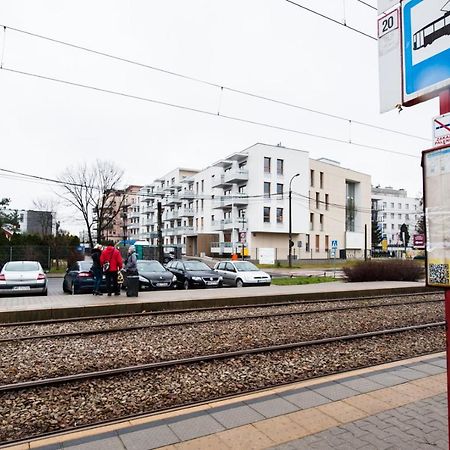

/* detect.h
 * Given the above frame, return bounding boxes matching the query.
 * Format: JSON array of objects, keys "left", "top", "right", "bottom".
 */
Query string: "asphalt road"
[{"left": 48, "top": 277, "right": 66, "bottom": 296}]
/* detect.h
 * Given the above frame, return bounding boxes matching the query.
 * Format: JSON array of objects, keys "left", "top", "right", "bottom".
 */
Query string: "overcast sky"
[{"left": 0, "top": 0, "right": 440, "bottom": 234}]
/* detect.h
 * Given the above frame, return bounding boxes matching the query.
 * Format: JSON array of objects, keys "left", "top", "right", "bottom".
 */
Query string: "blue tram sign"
[{"left": 402, "top": 0, "right": 450, "bottom": 103}]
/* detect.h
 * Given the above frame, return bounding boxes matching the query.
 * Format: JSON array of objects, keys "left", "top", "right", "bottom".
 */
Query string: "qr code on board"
[{"left": 429, "top": 264, "right": 449, "bottom": 285}]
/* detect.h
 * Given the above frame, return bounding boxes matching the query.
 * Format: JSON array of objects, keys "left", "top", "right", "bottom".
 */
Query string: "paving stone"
[
  {"left": 245, "top": 394, "right": 299, "bottom": 418},
  {"left": 36, "top": 445, "right": 62, "bottom": 450},
  {"left": 338, "top": 376, "right": 385, "bottom": 393},
  {"left": 394, "top": 367, "right": 429, "bottom": 380},
  {"left": 62, "top": 432, "right": 125, "bottom": 450},
  {"left": 362, "top": 371, "right": 409, "bottom": 387},
  {"left": 119, "top": 423, "right": 179, "bottom": 450},
  {"left": 166, "top": 411, "right": 224, "bottom": 441},
  {"left": 406, "top": 362, "right": 446, "bottom": 375},
  {"left": 209, "top": 402, "right": 265, "bottom": 428},
  {"left": 282, "top": 388, "right": 330, "bottom": 409},
  {"left": 425, "top": 357, "right": 446, "bottom": 368},
  {"left": 310, "top": 381, "right": 360, "bottom": 401}
]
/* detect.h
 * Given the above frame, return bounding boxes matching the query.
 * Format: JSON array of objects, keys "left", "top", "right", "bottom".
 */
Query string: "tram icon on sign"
[{"left": 413, "top": 1, "right": 450, "bottom": 50}]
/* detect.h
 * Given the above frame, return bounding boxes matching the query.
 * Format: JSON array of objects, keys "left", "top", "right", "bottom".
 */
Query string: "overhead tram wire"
[
  {"left": 0, "top": 25, "right": 430, "bottom": 143},
  {"left": 283, "top": 0, "right": 377, "bottom": 41},
  {"left": 0, "top": 67, "right": 420, "bottom": 160},
  {"left": 354, "top": 0, "right": 377, "bottom": 11},
  {"left": 0, "top": 167, "right": 374, "bottom": 212}
]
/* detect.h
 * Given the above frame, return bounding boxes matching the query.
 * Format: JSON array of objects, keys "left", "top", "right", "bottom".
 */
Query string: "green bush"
[{"left": 343, "top": 260, "right": 424, "bottom": 282}]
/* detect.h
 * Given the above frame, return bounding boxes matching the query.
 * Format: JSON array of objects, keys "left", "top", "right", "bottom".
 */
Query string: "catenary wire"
[
  {"left": 0, "top": 67, "right": 420, "bottom": 160},
  {"left": 355, "top": 0, "right": 377, "bottom": 11},
  {"left": 283, "top": 0, "right": 377, "bottom": 40},
  {"left": 0, "top": 24, "right": 429, "bottom": 143}
]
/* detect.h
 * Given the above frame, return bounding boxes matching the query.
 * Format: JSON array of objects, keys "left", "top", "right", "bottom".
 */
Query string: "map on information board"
[{"left": 423, "top": 146, "right": 450, "bottom": 286}]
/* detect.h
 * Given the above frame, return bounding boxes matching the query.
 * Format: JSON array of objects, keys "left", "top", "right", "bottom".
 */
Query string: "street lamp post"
[{"left": 288, "top": 173, "right": 300, "bottom": 268}]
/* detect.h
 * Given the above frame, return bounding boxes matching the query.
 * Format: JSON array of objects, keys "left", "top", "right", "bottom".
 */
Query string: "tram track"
[
  {"left": 0, "top": 322, "right": 445, "bottom": 445},
  {"left": 0, "top": 291, "right": 443, "bottom": 341}
]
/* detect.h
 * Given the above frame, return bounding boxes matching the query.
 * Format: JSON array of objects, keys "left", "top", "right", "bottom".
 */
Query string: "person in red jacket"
[{"left": 100, "top": 245, "right": 123, "bottom": 296}]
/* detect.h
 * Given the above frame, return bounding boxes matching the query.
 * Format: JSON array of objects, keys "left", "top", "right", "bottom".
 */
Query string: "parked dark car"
[
  {"left": 166, "top": 260, "right": 223, "bottom": 289},
  {"left": 63, "top": 261, "right": 106, "bottom": 295},
  {"left": 122, "top": 260, "right": 177, "bottom": 291}
]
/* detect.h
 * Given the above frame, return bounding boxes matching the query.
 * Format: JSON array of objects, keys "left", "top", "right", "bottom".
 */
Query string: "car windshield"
[
  {"left": 4, "top": 261, "right": 40, "bottom": 271},
  {"left": 184, "top": 261, "right": 211, "bottom": 271},
  {"left": 234, "top": 262, "right": 259, "bottom": 272},
  {"left": 79, "top": 262, "right": 92, "bottom": 271},
  {"left": 137, "top": 261, "right": 166, "bottom": 272}
]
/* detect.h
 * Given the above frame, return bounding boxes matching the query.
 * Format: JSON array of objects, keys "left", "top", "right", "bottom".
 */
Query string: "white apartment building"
[
  {"left": 371, "top": 186, "right": 422, "bottom": 248},
  {"left": 137, "top": 143, "right": 372, "bottom": 260}
]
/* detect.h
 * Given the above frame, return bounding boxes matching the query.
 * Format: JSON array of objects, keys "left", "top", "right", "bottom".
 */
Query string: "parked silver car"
[
  {"left": 0, "top": 261, "right": 48, "bottom": 295},
  {"left": 214, "top": 261, "right": 271, "bottom": 287}
]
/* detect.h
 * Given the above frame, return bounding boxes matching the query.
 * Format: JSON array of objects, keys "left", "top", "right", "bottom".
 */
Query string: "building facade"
[
  {"left": 371, "top": 186, "right": 422, "bottom": 250},
  {"left": 135, "top": 143, "right": 372, "bottom": 260}
]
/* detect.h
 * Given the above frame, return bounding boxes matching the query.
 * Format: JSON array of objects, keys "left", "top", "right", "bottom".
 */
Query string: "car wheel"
[
  {"left": 71, "top": 282, "right": 78, "bottom": 295},
  {"left": 183, "top": 280, "right": 189, "bottom": 290},
  {"left": 41, "top": 289, "right": 48, "bottom": 296},
  {"left": 236, "top": 278, "right": 244, "bottom": 288}
]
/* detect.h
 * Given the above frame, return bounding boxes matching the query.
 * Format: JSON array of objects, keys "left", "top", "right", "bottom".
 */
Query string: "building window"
[
  {"left": 406, "top": 203, "right": 409, "bottom": 209},
  {"left": 276, "top": 183, "right": 283, "bottom": 198},
  {"left": 305, "top": 234, "right": 310, "bottom": 252},
  {"left": 238, "top": 184, "right": 247, "bottom": 194},
  {"left": 325, "top": 194, "right": 329, "bottom": 210},
  {"left": 319, "top": 172, "right": 324, "bottom": 189},
  {"left": 310, "top": 169, "right": 314, "bottom": 187},
  {"left": 391, "top": 224, "right": 395, "bottom": 230},
  {"left": 398, "top": 203, "right": 402, "bottom": 209},
  {"left": 398, "top": 213, "right": 402, "bottom": 219},
  {"left": 391, "top": 202, "right": 394, "bottom": 208},
  {"left": 264, "top": 182, "right": 271, "bottom": 198},
  {"left": 201, "top": 217, "right": 204, "bottom": 229},
  {"left": 315, "top": 192, "right": 320, "bottom": 209},
  {"left": 201, "top": 180, "right": 204, "bottom": 192},
  {"left": 405, "top": 214, "right": 409, "bottom": 220},
  {"left": 391, "top": 213, "right": 394, "bottom": 219},
  {"left": 315, "top": 235, "right": 320, "bottom": 252},
  {"left": 276, "top": 208, "right": 283, "bottom": 223},
  {"left": 277, "top": 159, "right": 284, "bottom": 175},
  {"left": 201, "top": 199, "right": 204, "bottom": 210},
  {"left": 320, "top": 214, "right": 324, "bottom": 231},
  {"left": 346, "top": 181, "right": 356, "bottom": 232},
  {"left": 310, "top": 213, "right": 314, "bottom": 230},
  {"left": 264, "top": 157, "right": 271, "bottom": 174},
  {"left": 325, "top": 235, "right": 329, "bottom": 252},
  {"left": 263, "top": 207, "right": 270, "bottom": 223}
]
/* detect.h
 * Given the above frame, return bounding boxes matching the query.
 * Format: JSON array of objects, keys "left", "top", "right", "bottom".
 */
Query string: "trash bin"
[{"left": 126, "top": 275, "right": 139, "bottom": 297}]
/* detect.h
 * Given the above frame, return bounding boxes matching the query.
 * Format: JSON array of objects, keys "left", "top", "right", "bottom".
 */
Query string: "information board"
[{"left": 422, "top": 145, "right": 450, "bottom": 286}]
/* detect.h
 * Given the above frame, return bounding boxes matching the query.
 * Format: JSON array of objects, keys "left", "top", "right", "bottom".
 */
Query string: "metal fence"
[{"left": 0, "top": 246, "right": 81, "bottom": 271}]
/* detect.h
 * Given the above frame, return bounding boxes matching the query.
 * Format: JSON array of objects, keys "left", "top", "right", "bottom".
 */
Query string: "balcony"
[
  {"left": 213, "top": 194, "right": 248, "bottom": 208},
  {"left": 141, "top": 231, "right": 159, "bottom": 239},
  {"left": 179, "top": 208, "right": 194, "bottom": 217},
  {"left": 141, "top": 218, "right": 154, "bottom": 226},
  {"left": 153, "top": 187, "right": 165, "bottom": 196},
  {"left": 176, "top": 226, "right": 196, "bottom": 235},
  {"left": 211, "top": 174, "right": 232, "bottom": 188},
  {"left": 211, "top": 218, "right": 238, "bottom": 230},
  {"left": 166, "top": 194, "right": 182, "bottom": 205},
  {"left": 179, "top": 190, "right": 195, "bottom": 200},
  {"left": 223, "top": 170, "right": 248, "bottom": 184},
  {"left": 166, "top": 210, "right": 179, "bottom": 220},
  {"left": 128, "top": 210, "right": 140, "bottom": 219},
  {"left": 162, "top": 228, "right": 176, "bottom": 236},
  {"left": 211, "top": 242, "right": 233, "bottom": 254}
]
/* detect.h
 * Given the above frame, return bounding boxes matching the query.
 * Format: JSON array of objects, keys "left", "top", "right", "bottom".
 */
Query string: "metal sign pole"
[{"left": 439, "top": 88, "right": 450, "bottom": 443}]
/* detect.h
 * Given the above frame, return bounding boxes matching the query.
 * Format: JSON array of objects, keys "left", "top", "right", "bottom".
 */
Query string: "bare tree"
[{"left": 58, "top": 161, "right": 125, "bottom": 247}]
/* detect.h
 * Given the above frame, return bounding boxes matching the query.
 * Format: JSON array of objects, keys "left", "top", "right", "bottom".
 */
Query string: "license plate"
[
  {"left": 13, "top": 286, "right": 30, "bottom": 290},
  {"left": 156, "top": 283, "right": 169, "bottom": 287},
  {"left": 206, "top": 281, "right": 218, "bottom": 286}
]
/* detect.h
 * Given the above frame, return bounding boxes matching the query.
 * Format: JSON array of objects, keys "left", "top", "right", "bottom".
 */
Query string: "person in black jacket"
[{"left": 91, "top": 244, "right": 103, "bottom": 295}]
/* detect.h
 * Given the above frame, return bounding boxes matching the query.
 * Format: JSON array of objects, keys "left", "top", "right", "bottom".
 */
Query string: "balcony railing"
[
  {"left": 223, "top": 170, "right": 249, "bottom": 184},
  {"left": 179, "top": 208, "right": 194, "bottom": 217},
  {"left": 211, "top": 242, "right": 233, "bottom": 254}
]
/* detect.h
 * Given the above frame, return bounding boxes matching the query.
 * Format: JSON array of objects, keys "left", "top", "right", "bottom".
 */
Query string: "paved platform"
[
  {"left": 0, "top": 281, "right": 433, "bottom": 323},
  {"left": 3, "top": 353, "right": 447, "bottom": 450}
]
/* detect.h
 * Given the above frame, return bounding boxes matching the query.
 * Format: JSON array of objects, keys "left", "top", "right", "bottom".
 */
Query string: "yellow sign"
[{"left": 381, "top": 239, "right": 388, "bottom": 252}]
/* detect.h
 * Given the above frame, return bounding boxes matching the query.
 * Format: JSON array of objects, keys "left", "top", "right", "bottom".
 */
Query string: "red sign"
[{"left": 413, "top": 234, "right": 425, "bottom": 248}]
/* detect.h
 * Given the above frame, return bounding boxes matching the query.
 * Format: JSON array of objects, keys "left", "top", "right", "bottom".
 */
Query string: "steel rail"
[
  {"left": 0, "top": 321, "right": 444, "bottom": 393},
  {"left": 0, "top": 290, "right": 442, "bottom": 329},
  {"left": 0, "top": 299, "right": 443, "bottom": 343}
]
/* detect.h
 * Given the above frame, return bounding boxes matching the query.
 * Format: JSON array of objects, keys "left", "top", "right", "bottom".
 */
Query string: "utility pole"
[
  {"left": 288, "top": 173, "right": 300, "bottom": 268},
  {"left": 364, "top": 224, "right": 368, "bottom": 261},
  {"left": 157, "top": 201, "right": 163, "bottom": 264}
]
